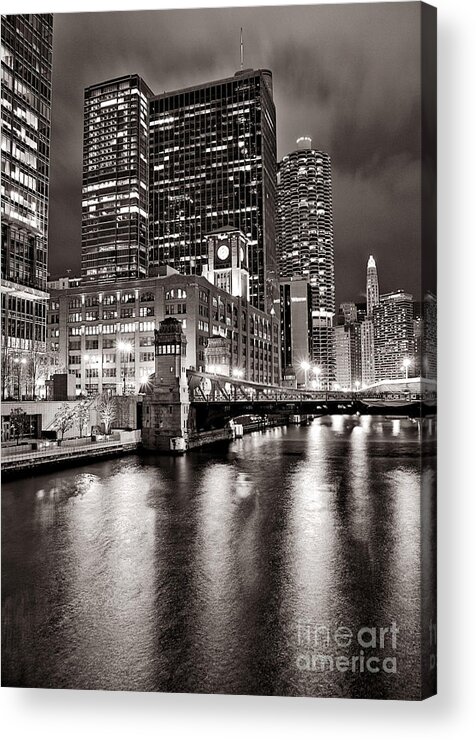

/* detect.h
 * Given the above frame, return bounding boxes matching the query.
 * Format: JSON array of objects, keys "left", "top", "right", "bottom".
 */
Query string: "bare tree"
[
  {"left": 96, "top": 393, "right": 116, "bottom": 435},
  {"left": 52, "top": 403, "right": 75, "bottom": 441},
  {"left": 1, "top": 347, "right": 12, "bottom": 400},
  {"left": 26, "top": 348, "right": 47, "bottom": 399},
  {"left": 9, "top": 408, "right": 28, "bottom": 446},
  {"left": 74, "top": 399, "right": 91, "bottom": 438}
]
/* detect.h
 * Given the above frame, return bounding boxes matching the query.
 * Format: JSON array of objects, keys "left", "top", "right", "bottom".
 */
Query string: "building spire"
[
  {"left": 366, "top": 254, "right": 380, "bottom": 317},
  {"left": 240, "top": 28, "right": 244, "bottom": 71}
]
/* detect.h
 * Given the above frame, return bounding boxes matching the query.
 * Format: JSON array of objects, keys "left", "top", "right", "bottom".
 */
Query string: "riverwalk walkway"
[{"left": 1, "top": 431, "right": 140, "bottom": 477}]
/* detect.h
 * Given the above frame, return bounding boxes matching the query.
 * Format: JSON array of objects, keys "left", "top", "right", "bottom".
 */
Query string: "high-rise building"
[
  {"left": 148, "top": 68, "right": 278, "bottom": 314},
  {"left": 277, "top": 137, "right": 335, "bottom": 388},
  {"left": 81, "top": 74, "right": 153, "bottom": 284},
  {"left": 361, "top": 319, "right": 376, "bottom": 386},
  {"left": 335, "top": 323, "right": 362, "bottom": 390},
  {"left": 1, "top": 13, "right": 53, "bottom": 399},
  {"left": 422, "top": 292, "right": 437, "bottom": 380},
  {"left": 279, "top": 277, "right": 312, "bottom": 387},
  {"left": 413, "top": 292, "right": 437, "bottom": 380},
  {"left": 366, "top": 254, "right": 380, "bottom": 316},
  {"left": 358, "top": 255, "right": 380, "bottom": 387},
  {"left": 374, "top": 290, "right": 415, "bottom": 381},
  {"left": 337, "top": 302, "right": 358, "bottom": 325}
]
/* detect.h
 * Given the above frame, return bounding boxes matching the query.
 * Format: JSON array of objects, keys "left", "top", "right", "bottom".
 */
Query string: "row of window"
[
  {"left": 67, "top": 306, "right": 154, "bottom": 321},
  {"left": 67, "top": 290, "right": 156, "bottom": 309}
]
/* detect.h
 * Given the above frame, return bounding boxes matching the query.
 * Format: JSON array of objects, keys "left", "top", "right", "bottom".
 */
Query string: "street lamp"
[
  {"left": 401, "top": 357, "right": 412, "bottom": 380},
  {"left": 232, "top": 367, "right": 244, "bottom": 379},
  {"left": 117, "top": 340, "right": 133, "bottom": 395},
  {"left": 300, "top": 360, "right": 311, "bottom": 389},
  {"left": 312, "top": 365, "right": 322, "bottom": 391}
]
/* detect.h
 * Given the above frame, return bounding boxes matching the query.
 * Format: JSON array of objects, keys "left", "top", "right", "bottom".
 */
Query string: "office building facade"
[
  {"left": 148, "top": 68, "right": 278, "bottom": 313},
  {"left": 361, "top": 318, "right": 376, "bottom": 386},
  {"left": 48, "top": 269, "right": 280, "bottom": 398},
  {"left": 335, "top": 323, "right": 362, "bottom": 390},
  {"left": 1, "top": 14, "right": 53, "bottom": 394},
  {"left": 279, "top": 277, "right": 312, "bottom": 387},
  {"left": 337, "top": 302, "right": 358, "bottom": 326},
  {"left": 81, "top": 74, "right": 153, "bottom": 284},
  {"left": 277, "top": 137, "right": 335, "bottom": 387},
  {"left": 374, "top": 290, "right": 415, "bottom": 381}
]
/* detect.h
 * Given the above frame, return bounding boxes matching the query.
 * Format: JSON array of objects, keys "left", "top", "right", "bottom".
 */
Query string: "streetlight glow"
[
  {"left": 401, "top": 357, "right": 412, "bottom": 380},
  {"left": 300, "top": 360, "right": 311, "bottom": 389}
]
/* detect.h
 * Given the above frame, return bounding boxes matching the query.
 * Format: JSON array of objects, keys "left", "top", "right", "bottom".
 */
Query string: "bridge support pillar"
[{"left": 142, "top": 318, "right": 193, "bottom": 452}]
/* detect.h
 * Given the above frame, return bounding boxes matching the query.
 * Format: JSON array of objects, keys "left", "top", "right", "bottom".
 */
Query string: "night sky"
[{"left": 48, "top": 2, "right": 423, "bottom": 306}]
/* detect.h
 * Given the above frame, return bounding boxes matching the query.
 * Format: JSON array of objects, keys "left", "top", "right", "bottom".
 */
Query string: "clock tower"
[{"left": 202, "top": 227, "right": 250, "bottom": 300}]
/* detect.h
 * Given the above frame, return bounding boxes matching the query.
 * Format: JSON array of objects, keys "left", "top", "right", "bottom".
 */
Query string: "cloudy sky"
[{"left": 48, "top": 2, "right": 424, "bottom": 305}]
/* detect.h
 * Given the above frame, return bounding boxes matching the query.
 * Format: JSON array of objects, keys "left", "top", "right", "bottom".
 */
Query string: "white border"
[{"left": 1, "top": 0, "right": 475, "bottom": 736}]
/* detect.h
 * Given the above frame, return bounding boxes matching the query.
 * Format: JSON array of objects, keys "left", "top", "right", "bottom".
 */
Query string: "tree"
[
  {"left": 52, "top": 403, "right": 75, "bottom": 441},
  {"left": 1, "top": 347, "right": 13, "bottom": 400},
  {"left": 9, "top": 408, "right": 28, "bottom": 446},
  {"left": 96, "top": 393, "right": 116, "bottom": 435},
  {"left": 26, "top": 349, "right": 47, "bottom": 400},
  {"left": 74, "top": 399, "right": 90, "bottom": 438}
]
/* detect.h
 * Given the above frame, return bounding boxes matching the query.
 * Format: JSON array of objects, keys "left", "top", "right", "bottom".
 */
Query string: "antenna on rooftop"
[{"left": 240, "top": 27, "right": 244, "bottom": 71}]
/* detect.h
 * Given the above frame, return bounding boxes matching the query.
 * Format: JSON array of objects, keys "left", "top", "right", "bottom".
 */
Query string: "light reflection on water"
[{"left": 1, "top": 415, "right": 435, "bottom": 698}]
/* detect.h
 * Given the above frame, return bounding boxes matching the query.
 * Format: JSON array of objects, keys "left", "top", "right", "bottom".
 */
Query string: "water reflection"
[{"left": 1, "top": 416, "right": 435, "bottom": 698}]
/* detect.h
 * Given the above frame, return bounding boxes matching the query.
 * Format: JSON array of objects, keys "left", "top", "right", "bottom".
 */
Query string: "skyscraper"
[
  {"left": 1, "top": 13, "right": 53, "bottom": 398},
  {"left": 374, "top": 290, "right": 415, "bottom": 381},
  {"left": 81, "top": 74, "right": 153, "bottom": 284},
  {"left": 279, "top": 277, "right": 312, "bottom": 387},
  {"left": 337, "top": 302, "right": 358, "bottom": 325},
  {"left": 148, "top": 68, "right": 278, "bottom": 313},
  {"left": 277, "top": 137, "right": 335, "bottom": 388},
  {"left": 361, "top": 319, "right": 376, "bottom": 386},
  {"left": 366, "top": 254, "right": 380, "bottom": 316},
  {"left": 360, "top": 255, "right": 380, "bottom": 386},
  {"left": 335, "top": 323, "right": 362, "bottom": 390}
]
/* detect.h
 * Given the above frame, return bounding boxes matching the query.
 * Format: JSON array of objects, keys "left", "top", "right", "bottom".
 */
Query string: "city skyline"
[{"left": 47, "top": 4, "right": 424, "bottom": 306}]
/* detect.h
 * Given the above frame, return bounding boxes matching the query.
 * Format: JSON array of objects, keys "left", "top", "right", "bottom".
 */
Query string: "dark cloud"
[{"left": 48, "top": 2, "right": 423, "bottom": 304}]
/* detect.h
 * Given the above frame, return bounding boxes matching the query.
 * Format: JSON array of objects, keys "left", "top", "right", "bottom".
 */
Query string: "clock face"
[
  {"left": 217, "top": 245, "right": 229, "bottom": 261},
  {"left": 239, "top": 246, "right": 245, "bottom": 263}
]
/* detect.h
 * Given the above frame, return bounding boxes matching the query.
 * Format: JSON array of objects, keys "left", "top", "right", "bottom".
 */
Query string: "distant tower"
[
  {"left": 366, "top": 255, "right": 380, "bottom": 317},
  {"left": 277, "top": 137, "right": 336, "bottom": 388}
]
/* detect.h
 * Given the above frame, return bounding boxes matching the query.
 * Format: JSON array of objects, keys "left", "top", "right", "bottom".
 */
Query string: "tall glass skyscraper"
[
  {"left": 148, "top": 69, "right": 278, "bottom": 313},
  {"left": 1, "top": 13, "right": 53, "bottom": 396},
  {"left": 277, "top": 137, "right": 335, "bottom": 387},
  {"left": 374, "top": 290, "right": 415, "bottom": 381},
  {"left": 81, "top": 74, "right": 153, "bottom": 283},
  {"left": 361, "top": 254, "right": 380, "bottom": 386}
]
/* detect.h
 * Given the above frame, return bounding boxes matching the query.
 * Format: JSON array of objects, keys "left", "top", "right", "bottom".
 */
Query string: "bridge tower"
[{"left": 142, "top": 317, "right": 192, "bottom": 451}]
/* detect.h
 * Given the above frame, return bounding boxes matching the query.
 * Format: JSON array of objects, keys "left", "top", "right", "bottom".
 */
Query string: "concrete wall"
[{"left": 1, "top": 396, "right": 140, "bottom": 442}]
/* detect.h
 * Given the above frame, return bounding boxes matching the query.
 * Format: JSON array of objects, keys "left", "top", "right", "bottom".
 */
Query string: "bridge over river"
[{"left": 142, "top": 366, "right": 436, "bottom": 453}]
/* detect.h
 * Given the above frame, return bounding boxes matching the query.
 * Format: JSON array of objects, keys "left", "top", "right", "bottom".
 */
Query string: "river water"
[{"left": 2, "top": 415, "right": 436, "bottom": 699}]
